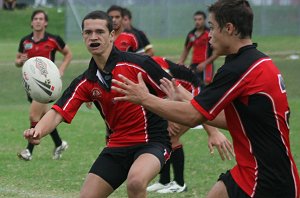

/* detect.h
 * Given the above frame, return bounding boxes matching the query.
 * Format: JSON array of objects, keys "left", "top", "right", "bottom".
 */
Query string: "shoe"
[
  {"left": 17, "top": 149, "right": 32, "bottom": 161},
  {"left": 157, "top": 181, "right": 187, "bottom": 193},
  {"left": 53, "top": 141, "right": 68, "bottom": 160},
  {"left": 147, "top": 182, "right": 170, "bottom": 192}
]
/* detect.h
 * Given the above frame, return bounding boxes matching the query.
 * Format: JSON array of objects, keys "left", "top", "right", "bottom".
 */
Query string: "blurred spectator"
[{"left": 3, "top": 0, "right": 16, "bottom": 10}]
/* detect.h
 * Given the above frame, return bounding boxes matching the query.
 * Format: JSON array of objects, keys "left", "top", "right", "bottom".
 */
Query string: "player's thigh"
[
  {"left": 127, "top": 153, "right": 161, "bottom": 187},
  {"left": 206, "top": 181, "right": 229, "bottom": 198},
  {"left": 80, "top": 173, "right": 114, "bottom": 198},
  {"left": 29, "top": 101, "right": 49, "bottom": 120}
]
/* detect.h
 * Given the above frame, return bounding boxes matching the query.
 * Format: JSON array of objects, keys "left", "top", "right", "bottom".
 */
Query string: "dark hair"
[
  {"left": 194, "top": 10, "right": 206, "bottom": 19},
  {"left": 122, "top": 7, "right": 132, "bottom": 19},
  {"left": 81, "top": 10, "right": 113, "bottom": 32},
  {"left": 31, "top": 10, "right": 48, "bottom": 22},
  {"left": 107, "top": 5, "right": 124, "bottom": 17},
  {"left": 208, "top": 0, "right": 253, "bottom": 38}
]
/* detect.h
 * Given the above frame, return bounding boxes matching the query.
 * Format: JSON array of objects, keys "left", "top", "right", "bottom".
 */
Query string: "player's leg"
[
  {"left": 206, "top": 181, "right": 229, "bottom": 198},
  {"left": 18, "top": 100, "right": 48, "bottom": 160},
  {"left": 128, "top": 143, "right": 171, "bottom": 197},
  {"left": 43, "top": 104, "right": 68, "bottom": 159},
  {"left": 206, "top": 170, "right": 250, "bottom": 198},
  {"left": 127, "top": 153, "right": 161, "bottom": 197},
  {"left": 157, "top": 130, "right": 188, "bottom": 193},
  {"left": 80, "top": 148, "right": 129, "bottom": 197},
  {"left": 80, "top": 173, "right": 114, "bottom": 198}
]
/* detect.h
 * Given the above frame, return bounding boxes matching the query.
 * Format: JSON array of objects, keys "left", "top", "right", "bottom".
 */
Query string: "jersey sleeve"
[
  {"left": 130, "top": 34, "right": 139, "bottom": 52},
  {"left": 166, "top": 59, "right": 201, "bottom": 87},
  {"left": 54, "top": 35, "right": 66, "bottom": 50},
  {"left": 141, "top": 57, "right": 172, "bottom": 98},
  {"left": 18, "top": 38, "right": 25, "bottom": 53},
  {"left": 52, "top": 75, "right": 91, "bottom": 123},
  {"left": 191, "top": 67, "right": 244, "bottom": 120}
]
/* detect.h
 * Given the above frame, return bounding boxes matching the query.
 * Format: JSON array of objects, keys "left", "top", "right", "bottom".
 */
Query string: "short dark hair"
[
  {"left": 208, "top": 0, "right": 253, "bottom": 39},
  {"left": 123, "top": 8, "right": 132, "bottom": 19},
  {"left": 194, "top": 10, "right": 206, "bottom": 19},
  {"left": 31, "top": 10, "right": 48, "bottom": 22},
  {"left": 107, "top": 5, "right": 124, "bottom": 17},
  {"left": 81, "top": 10, "right": 113, "bottom": 32}
]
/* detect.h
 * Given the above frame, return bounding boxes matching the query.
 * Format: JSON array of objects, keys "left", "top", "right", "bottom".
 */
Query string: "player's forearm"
[
  {"left": 205, "top": 110, "right": 228, "bottom": 130},
  {"left": 59, "top": 52, "right": 72, "bottom": 73},
  {"left": 35, "top": 109, "right": 63, "bottom": 138},
  {"left": 142, "top": 93, "right": 205, "bottom": 127},
  {"left": 178, "top": 48, "right": 189, "bottom": 64}
]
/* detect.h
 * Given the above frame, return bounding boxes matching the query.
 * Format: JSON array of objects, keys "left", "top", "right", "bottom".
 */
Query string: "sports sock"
[
  {"left": 159, "top": 158, "right": 171, "bottom": 185},
  {"left": 171, "top": 145, "right": 185, "bottom": 186},
  {"left": 50, "top": 128, "right": 62, "bottom": 147},
  {"left": 26, "top": 121, "right": 38, "bottom": 153}
]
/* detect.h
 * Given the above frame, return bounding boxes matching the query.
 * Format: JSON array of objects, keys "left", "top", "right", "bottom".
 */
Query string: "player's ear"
[{"left": 109, "top": 30, "right": 115, "bottom": 42}]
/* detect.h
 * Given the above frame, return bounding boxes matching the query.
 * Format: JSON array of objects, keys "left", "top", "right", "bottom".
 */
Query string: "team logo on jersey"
[
  {"left": 35, "top": 57, "right": 48, "bottom": 77},
  {"left": 91, "top": 88, "right": 102, "bottom": 99},
  {"left": 278, "top": 74, "right": 286, "bottom": 93},
  {"left": 24, "top": 43, "right": 33, "bottom": 50},
  {"left": 189, "top": 35, "right": 196, "bottom": 42}
]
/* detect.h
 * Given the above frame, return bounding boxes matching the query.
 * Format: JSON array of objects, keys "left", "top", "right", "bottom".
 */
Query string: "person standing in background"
[
  {"left": 178, "top": 10, "right": 216, "bottom": 86},
  {"left": 15, "top": 9, "right": 72, "bottom": 161}
]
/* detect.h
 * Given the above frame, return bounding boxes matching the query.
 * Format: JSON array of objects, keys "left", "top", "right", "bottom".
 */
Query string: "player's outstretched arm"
[
  {"left": 24, "top": 109, "right": 63, "bottom": 145},
  {"left": 112, "top": 73, "right": 205, "bottom": 127}
]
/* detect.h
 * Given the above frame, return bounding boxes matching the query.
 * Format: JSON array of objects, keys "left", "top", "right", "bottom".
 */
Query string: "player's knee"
[{"left": 127, "top": 176, "right": 146, "bottom": 193}]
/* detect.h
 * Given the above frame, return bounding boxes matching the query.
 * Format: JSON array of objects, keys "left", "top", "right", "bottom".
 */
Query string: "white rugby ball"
[{"left": 22, "top": 56, "right": 62, "bottom": 103}]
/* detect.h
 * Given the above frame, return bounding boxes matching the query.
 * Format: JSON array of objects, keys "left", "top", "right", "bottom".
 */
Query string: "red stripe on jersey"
[{"left": 63, "top": 79, "right": 88, "bottom": 111}]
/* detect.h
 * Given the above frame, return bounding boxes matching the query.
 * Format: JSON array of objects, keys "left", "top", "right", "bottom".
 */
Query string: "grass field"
[{"left": 0, "top": 8, "right": 300, "bottom": 198}]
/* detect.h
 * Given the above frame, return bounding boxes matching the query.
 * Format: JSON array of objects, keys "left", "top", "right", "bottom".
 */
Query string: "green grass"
[{"left": 0, "top": 7, "right": 300, "bottom": 198}]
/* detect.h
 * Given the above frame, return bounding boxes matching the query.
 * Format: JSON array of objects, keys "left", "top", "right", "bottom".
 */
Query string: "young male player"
[
  {"left": 147, "top": 56, "right": 233, "bottom": 193},
  {"left": 178, "top": 10, "right": 215, "bottom": 85},
  {"left": 15, "top": 9, "right": 72, "bottom": 161},
  {"left": 112, "top": 0, "right": 300, "bottom": 197},
  {"left": 107, "top": 5, "right": 139, "bottom": 53}
]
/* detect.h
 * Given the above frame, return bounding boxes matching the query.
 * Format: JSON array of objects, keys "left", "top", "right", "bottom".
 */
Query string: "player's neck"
[
  {"left": 32, "top": 30, "right": 45, "bottom": 42},
  {"left": 114, "top": 26, "right": 124, "bottom": 38}
]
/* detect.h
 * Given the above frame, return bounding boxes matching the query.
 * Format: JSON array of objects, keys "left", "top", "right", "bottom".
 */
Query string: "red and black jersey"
[
  {"left": 52, "top": 47, "right": 171, "bottom": 148},
  {"left": 191, "top": 45, "right": 300, "bottom": 197},
  {"left": 130, "top": 27, "right": 152, "bottom": 53},
  {"left": 151, "top": 56, "right": 201, "bottom": 96},
  {"left": 114, "top": 30, "right": 139, "bottom": 52},
  {"left": 185, "top": 28, "right": 214, "bottom": 83},
  {"left": 18, "top": 32, "right": 66, "bottom": 62}
]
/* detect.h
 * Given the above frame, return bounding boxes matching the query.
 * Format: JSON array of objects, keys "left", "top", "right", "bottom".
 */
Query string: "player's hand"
[
  {"left": 168, "top": 121, "right": 182, "bottom": 136},
  {"left": 160, "top": 78, "right": 192, "bottom": 101},
  {"left": 159, "top": 78, "right": 179, "bottom": 101},
  {"left": 59, "top": 69, "right": 64, "bottom": 77},
  {"left": 197, "top": 62, "right": 206, "bottom": 72},
  {"left": 112, "top": 73, "right": 149, "bottom": 105},
  {"left": 23, "top": 128, "right": 41, "bottom": 145},
  {"left": 207, "top": 130, "right": 235, "bottom": 161}
]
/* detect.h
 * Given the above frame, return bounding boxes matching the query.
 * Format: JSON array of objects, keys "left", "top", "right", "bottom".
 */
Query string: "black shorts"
[
  {"left": 89, "top": 142, "right": 171, "bottom": 190},
  {"left": 218, "top": 170, "right": 250, "bottom": 198}
]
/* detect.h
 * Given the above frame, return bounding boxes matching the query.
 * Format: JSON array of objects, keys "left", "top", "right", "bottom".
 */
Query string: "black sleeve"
[
  {"left": 54, "top": 35, "right": 66, "bottom": 49},
  {"left": 166, "top": 59, "right": 201, "bottom": 87},
  {"left": 141, "top": 56, "right": 172, "bottom": 86},
  {"left": 18, "top": 37, "right": 26, "bottom": 53}
]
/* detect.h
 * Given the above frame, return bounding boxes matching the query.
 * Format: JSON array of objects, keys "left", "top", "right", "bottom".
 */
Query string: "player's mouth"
[{"left": 89, "top": 43, "right": 100, "bottom": 48}]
